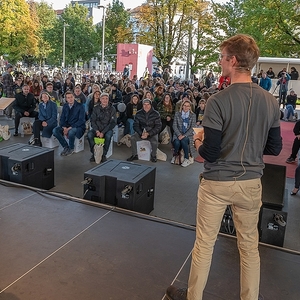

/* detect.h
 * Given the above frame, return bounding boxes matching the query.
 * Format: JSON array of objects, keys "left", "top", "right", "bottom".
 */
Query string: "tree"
[
  {"left": 100, "top": 0, "right": 134, "bottom": 63},
  {"left": 211, "top": 0, "right": 300, "bottom": 57},
  {"left": 33, "top": 1, "right": 57, "bottom": 66},
  {"left": 0, "top": 0, "right": 39, "bottom": 63},
  {"left": 135, "top": 0, "right": 200, "bottom": 68},
  {"left": 46, "top": 3, "right": 100, "bottom": 67}
]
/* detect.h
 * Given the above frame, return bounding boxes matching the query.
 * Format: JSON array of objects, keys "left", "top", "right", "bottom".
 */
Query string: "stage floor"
[{"left": 0, "top": 184, "right": 299, "bottom": 300}]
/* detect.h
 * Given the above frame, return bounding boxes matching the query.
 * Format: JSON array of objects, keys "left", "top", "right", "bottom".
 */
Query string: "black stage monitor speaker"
[
  {"left": 261, "top": 163, "right": 286, "bottom": 210},
  {"left": 259, "top": 207, "right": 287, "bottom": 247},
  {"left": 83, "top": 159, "right": 156, "bottom": 214},
  {"left": 0, "top": 143, "right": 54, "bottom": 190}
]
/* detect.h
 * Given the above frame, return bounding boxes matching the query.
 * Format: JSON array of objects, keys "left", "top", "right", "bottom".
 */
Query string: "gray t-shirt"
[{"left": 202, "top": 82, "right": 280, "bottom": 181}]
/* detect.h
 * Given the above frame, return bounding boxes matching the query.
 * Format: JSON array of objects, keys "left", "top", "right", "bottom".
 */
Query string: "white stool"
[
  {"left": 137, "top": 140, "right": 151, "bottom": 161},
  {"left": 65, "top": 136, "right": 85, "bottom": 153},
  {"left": 18, "top": 117, "right": 35, "bottom": 137},
  {"left": 106, "top": 138, "right": 113, "bottom": 158},
  {"left": 113, "top": 125, "right": 124, "bottom": 143},
  {"left": 41, "top": 135, "right": 59, "bottom": 148}
]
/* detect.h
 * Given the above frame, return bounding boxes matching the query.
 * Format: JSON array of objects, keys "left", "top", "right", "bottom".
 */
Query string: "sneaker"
[
  {"left": 28, "top": 135, "right": 35, "bottom": 145},
  {"left": 127, "top": 154, "right": 138, "bottom": 161},
  {"left": 101, "top": 155, "right": 107, "bottom": 163},
  {"left": 151, "top": 155, "right": 157, "bottom": 163},
  {"left": 13, "top": 132, "right": 18, "bottom": 137},
  {"left": 90, "top": 154, "right": 95, "bottom": 162},
  {"left": 32, "top": 139, "right": 42, "bottom": 147},
  {"left": 166, "top": 285, "right": 187, "bottom": 300},
  {"left": 181, "top": 158, "right": 191, "bottom": 167},
  {"left": 286, "top": 157, "right": 296, "bottom": 163},
  {"left": 171, "top": 156, "right": 176, "bottom": 164},
  {"left": 65, "top": 148, "right": 74, "bottom": 156},
  {"left": 60, "top": 147, "right": 69, "bottom": 156}
]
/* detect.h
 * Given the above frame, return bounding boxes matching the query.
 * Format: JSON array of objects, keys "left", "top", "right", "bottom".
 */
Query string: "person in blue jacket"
[
  {"left": 30, "top": 91, "right": 58, "bottom": 146},
  {"left": 52, "top": 91, "right": 86, "bottom": 156},
  {"left": 259, "top": 72, "right": 272, "bottom": 91}
]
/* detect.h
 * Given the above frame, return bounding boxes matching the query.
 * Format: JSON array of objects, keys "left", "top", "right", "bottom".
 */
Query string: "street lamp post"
[
  {"left": 98, "top": 5, "right": 106, "bottom": 74},
  {"left": 62, "top": 22, "right": 68, "bottom": 69}
]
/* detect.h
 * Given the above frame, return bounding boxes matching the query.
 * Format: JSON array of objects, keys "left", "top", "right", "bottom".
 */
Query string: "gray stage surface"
[{"left": 0, "top": 183, "right": 299, "bottom": 300}]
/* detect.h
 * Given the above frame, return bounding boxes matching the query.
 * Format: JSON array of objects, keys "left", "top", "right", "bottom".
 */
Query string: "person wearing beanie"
[
  {"left": 127, "top": 98, "right": 162, "bottom": 162},
  {"left": 87, "top": 92, "right": 117, "bottom": 163}
]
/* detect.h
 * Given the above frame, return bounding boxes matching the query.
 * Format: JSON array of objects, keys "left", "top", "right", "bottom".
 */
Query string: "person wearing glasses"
[
  {"left": 166, "top": 34, "right": 282, "bottom": 300},
  {"left": 171, "top": 99, "right": 196, "bottom": 167}
]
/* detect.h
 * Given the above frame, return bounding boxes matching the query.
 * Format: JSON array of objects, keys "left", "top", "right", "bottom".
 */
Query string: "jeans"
[
  {"left": 87, "top": 129, "right": 113, "bottom": 156},
  {"left": 187, "top": 178, "right": 262, "bottom": 300},
  {"left": 173, "top": 136, "right": 189, "bottom": 159},
  {"left": 286, "top": 104, "right": 294, "bottom": 119},
  {"left": 52, "top": 126, "right": 80, "bottom": 150},
  {"left": 125, "top": 118, "right": 135, "bottom": 135}
]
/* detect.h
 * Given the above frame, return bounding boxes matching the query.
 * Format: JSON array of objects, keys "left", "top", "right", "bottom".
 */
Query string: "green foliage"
[
  {"left": 32, "top": 1, "right": 57, "bottom": 65},
  {"left": 211, "top": 0, "right": 300, "bottom": 57},
  {"left": 0, "top": 0, "right": 39, "bottom": 63},
  {"left": 136, "top": 0, "right": 200, "bottom": 68},
  {"left": 47, "top": 3, "right": 100, "bottom": 67},
  {"left": 102, "top": 0, "right": 134, "bottom": 63}
]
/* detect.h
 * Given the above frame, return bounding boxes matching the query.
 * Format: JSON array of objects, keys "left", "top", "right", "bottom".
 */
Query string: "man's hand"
[
  {"left": 24, "top": 111, "right": 29, "bottom": 117},
  {"left": 96, "top": 131, "right": 104, "bottom": 138},
  {"left": 193, "top": 128, "right": 204, "bottom": 141},
  {"left": 141, "top": 132, "right": 149, "bottom": 139},
  {"left": 42, "top": 121, "right": 47, "bottom": 127},
  {"left": 63, "top": 127, "right": 71, "bottom": 136}
]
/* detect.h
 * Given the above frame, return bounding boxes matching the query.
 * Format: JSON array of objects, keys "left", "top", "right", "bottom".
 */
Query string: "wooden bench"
[{"left": 0, "top": 97, "right": 15, "bottom": 115}]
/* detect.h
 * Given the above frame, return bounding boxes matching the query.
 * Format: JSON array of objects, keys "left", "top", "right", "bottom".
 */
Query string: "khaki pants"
[{"left": 188, "top": 178, "right": 262, "bottom": 300}]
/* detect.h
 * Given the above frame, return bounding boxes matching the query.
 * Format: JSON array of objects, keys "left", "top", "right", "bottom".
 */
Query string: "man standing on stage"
[{"left": 166, "top": 34, "right": 282, "bottom": 300}]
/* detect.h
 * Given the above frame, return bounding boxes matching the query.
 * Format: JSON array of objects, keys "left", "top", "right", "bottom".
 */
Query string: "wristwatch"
[{"left": 193, "top": 138, "right": 202, "bottom": 148}]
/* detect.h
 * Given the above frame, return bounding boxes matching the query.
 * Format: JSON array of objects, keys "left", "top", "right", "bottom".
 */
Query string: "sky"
[{"left": 38, "top": 0, "right": 145, "bottom": 10}]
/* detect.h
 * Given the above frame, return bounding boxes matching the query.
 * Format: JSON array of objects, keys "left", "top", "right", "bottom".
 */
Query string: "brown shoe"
[{"left": 166, "top": 285, "right": 187, "bottom": 300}]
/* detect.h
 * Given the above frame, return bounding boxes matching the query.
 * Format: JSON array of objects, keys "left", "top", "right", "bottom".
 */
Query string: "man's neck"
[{"left": 230, "top": 73, "right": 252, "bottom": 84}]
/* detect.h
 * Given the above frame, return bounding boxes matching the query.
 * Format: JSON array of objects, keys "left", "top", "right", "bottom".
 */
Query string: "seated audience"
[
  {"left": 87, "top": 90, "right": 101, "bottom": 120},
  {"left": 52, "top": 91, "right": 86, "bottom": 156},
  {"left": 30, "top": 79, "right": 42, "bottom": 103},
  {"left": 195, "top": 99, "right": 206, "bottom": 126},
  {"left": 30, "top": 91, "right": 58, "bottom": 146},
  {"left": 285, "top": 90, "right": 298, "bottom": 121},
  {"left": 157, "top": 93, "right": 175, "bottom": 137},
  {"left": 172, "top": 99, "right": 196, "bottom": 167},
  {"left": 13, "top": 84, "right": 39, "bottom": 136},
  {"left": 127, "top": 99, "right": 162, "bottom": 163},
  {"left": 124, "top": 94, "right": 142, "bottom": 135},
  {"left": 87, "top": 92, "right": 116, "bottom": 163}
]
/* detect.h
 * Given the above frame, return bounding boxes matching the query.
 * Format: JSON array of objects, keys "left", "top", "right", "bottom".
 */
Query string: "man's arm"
[
  {"left": 198, "top": 126, "right": 222, "bottom": 163},
  {"left": 263, "top": 127, "right": 282, "bottom": 156}
]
